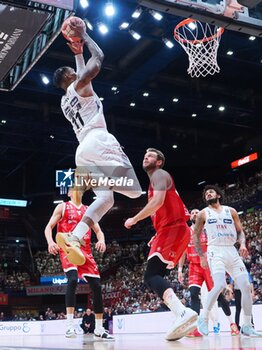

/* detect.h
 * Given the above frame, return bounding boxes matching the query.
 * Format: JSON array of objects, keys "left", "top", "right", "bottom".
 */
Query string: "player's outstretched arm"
[
  {"left": 67, "top": 41, "right": 85, "bottom": 76},
  {"left": 70, "top": 23, "right": 104, "bottom": 85},
  {"left": 124, "top": 169, "right": 170, "bottom": 229}
]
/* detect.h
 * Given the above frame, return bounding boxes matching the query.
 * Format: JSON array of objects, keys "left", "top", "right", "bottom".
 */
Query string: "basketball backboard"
[
  {"left": 139, "top": 0, "right": 262, "bottom": 36},
  {"left": 0, "top": 0, "right": 75, "bottom": 91}
]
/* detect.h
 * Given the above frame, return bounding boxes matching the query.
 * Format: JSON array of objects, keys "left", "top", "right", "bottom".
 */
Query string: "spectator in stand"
[{"left": 103, "top": 307, "right": 112, "bottom": 331}]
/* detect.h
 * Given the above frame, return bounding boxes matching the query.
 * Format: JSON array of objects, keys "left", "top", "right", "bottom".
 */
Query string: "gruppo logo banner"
[
  {"left": 0, "top": 5, "right": 49, "bottom": 81},
  {"left": 0, "top": 322, "right": 30, "bottom": 334}
]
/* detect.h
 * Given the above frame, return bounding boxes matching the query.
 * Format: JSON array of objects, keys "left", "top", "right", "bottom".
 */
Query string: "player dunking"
[
  {"left": 124, "top": 148, "right": 197, "bottom": 341},
  {"left": 53, "top": 22, "right": 141, "bottom": 265},
  {"left": 178, "top": 209, "right": 239, "bottom": 336},
  {"left": 44, "top": 187, "right": 114, "bottom": 340},
  {"left": 194, "top": 185, "right": 262, "bottom": 337}
]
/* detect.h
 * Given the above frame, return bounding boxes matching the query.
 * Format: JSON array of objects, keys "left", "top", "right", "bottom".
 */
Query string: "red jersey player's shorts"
[
  {"left": 188, "top": 262, "right": 213, "bottom": 290},
  {"left": 148, "top": 220, "right": 190, "bottom": 269},
  {"left": 59, "top": 247, "right": 100, "bottom": 280}
]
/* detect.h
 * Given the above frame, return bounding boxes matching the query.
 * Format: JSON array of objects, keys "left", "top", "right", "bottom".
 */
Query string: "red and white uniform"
[
  {"left": 57, "top": 201, "right": 100, "bottom": 279},
  {"left": 148, "top": 178, "right": 190, "bottom": 269},
  {"left": 187, "top": 227, "right": 213, "bottom": 289}
]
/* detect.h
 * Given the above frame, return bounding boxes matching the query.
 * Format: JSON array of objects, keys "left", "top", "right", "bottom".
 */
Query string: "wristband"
[{"left": 178, "top": 267, "right": 182, "bottom": 272}]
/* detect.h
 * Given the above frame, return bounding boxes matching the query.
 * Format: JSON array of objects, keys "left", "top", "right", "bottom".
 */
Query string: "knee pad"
[
  {"left": 65, "top": 270, "right": 78, "bottom": 307},
  {"left": 67, "top": 270, "right": 78, "bottom": 290},
  {"left": 102, "top": 191, "right": 114, "bottom": 210},
  {"left": 190, "top": 286, "right": 200, "bottom": 300},
  {"left": 242, "top": 281, "right": 251, "bottom": 294},
  {"left": 88, "top": 278, "right": 102, "bottom": 294},
  {"left": 85, "top": 190, "right": 114, "bottom": 223},
  {"left": 87, "top": 278, "right": 103, "bottom": 314},
  {"left": 214, "top": 281, "right": 226, "bottom": 294}
]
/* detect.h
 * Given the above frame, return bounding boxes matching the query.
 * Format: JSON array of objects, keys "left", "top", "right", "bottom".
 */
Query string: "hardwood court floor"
[{"left": 0, "top": 332, "right": 262, "bottom": 350}]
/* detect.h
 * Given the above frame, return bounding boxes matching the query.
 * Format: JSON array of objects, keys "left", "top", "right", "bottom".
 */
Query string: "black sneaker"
[{"left": 94, "top": 328, "right": 115, "bottom": 340}]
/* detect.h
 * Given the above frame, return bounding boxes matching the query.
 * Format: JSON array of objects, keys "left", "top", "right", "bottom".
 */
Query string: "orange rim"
[{"left": 174, "top": 18, "right": 224, "bottom": 45}]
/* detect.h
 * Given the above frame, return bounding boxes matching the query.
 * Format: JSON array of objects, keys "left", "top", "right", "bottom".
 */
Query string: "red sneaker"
[
  {"left": 186, "top": 328, "right": 203, "bottom": 337},
  {"left": 230, "top": 323, "right": 240, "bottom": 336}
]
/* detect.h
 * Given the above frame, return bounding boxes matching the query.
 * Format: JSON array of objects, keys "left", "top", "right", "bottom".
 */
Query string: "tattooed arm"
[
  {"left": 193, "top": 210, "right": 208, "bottom": 268},
  {"left": 193, "top": 210, "right": 206, "bottom": 257}
]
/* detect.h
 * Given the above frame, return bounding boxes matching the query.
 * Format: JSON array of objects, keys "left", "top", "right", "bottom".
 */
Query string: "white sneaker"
[
  {"left": 241, "top": 324, "right": 262, "bottom": 337},
  {"left": 165, "top": 308, "right": 198, "bottom": 341},
  {"left": 65, "top": 325, "right": 76, "bottom": 338},
  {"left": 197, "top": 315, "right": 209, "bottom": 336},
  {"left": 94, "top": 327, "right": 115, "bottom": 340}
]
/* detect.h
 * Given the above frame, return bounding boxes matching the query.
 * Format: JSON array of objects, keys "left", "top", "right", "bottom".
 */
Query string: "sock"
[
  {"left": 164, "top": 290, "right": 186, "bottom": 316},
  {"left": 243, "top": 315, "right": 252, "bottom": 325},
  {"left": 95, "top": 318, "right": 103, "bottom": 330},
  {"left": 67, "top": 313, "right": 74, "bottom": 325},
  {"left": 72, "top": 222, "right": 89, "bottom": 240},
  {"left": 213, "top": 320, "right": 219, "bottom": 327},
  {"left": 227, "top": 315, "right": 233, "bottom": 324},
  {"left": 202, "top": 309, "right": 209, "bottom": 319}
]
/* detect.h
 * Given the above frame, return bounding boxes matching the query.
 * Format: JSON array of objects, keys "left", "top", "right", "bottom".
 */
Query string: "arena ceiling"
[{"left": 0, "top": 0, "right": 261, "bottom": 200}]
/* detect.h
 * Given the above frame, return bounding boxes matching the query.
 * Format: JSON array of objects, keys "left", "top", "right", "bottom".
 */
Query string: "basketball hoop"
[{"left": 174, "top": 18, "right": 224, "bottom": 78}]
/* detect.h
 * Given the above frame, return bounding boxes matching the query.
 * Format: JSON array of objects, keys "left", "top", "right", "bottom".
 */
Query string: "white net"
[{"left": 174, "top": 19, "right": 224, "bottom": 78}]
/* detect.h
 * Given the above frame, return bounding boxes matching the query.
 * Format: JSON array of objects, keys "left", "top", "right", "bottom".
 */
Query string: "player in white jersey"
[
  {"left": 193, "top": 185, "right": 261, "bottom": 337},
  {"left": 53, "top": 23, "right": 141, "bottom": 265}
]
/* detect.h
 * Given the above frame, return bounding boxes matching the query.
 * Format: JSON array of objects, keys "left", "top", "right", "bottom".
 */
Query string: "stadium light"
[
  {"left": 98, "top": 23, "right": 108, "bottom": 34},
  {"left": 129, "top": 30, "right": 141, "bottom": 40},
  {"left": 132, "top": 8, "right": 142, "bottom": 18},
  {"left": 80, "top": 0, "right": 89, "bottom": 9},
  {"left": 163, "top": 38, "right": 174, "bottom": 48},
  {"left": 150, "top": 10, "right": 163, "bottom": 21},
  {"left": 41, "top": 74, "right": 49, "bottom": 85},
  {"left": 119, "top": 22, "right": 129, "bottom": 30},
  {"left": 105, "top": 2, "right": 115, "bottom": 17},
  {"left": 188, "top": 22, "right": 196, "bottom": 30}
]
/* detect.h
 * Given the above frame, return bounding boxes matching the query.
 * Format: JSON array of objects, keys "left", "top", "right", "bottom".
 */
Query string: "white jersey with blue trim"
[
  {"left": 61, "top": 82, "right": 107, "bottom": 143},
  {"left": 204, "top": 205, "right": 237, "bottom": 246}
]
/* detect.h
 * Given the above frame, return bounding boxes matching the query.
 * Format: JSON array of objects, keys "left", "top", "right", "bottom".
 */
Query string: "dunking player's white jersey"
[
  {"left": 61, "top": 82, "right": 107, "bottom": 143},
  {"left": 204, "top": 206, "right": 237, "bottom": 246}
]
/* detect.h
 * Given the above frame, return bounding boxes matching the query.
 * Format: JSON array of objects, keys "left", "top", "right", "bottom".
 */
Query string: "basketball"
[{"left": 61, "top": 16, "right": 86, "bottom": 42}]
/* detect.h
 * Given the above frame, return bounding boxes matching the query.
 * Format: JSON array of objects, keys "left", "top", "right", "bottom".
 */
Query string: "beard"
[
  {"left": 206, "top": 197, "right": 219, "bottom": 205},
  {"left": 143, "top": 163, "right": 156, "bottom": 172}
]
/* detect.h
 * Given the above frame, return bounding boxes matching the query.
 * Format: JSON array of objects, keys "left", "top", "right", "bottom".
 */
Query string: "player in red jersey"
[
  {"left": 45, "top": 187, "right": 114, "bottom": 340},
  {"left": 178, "top": 209, "right": 239, "bottom": 336},
  {"left": 124, "top": 148, "right": 197, "bottom": 341}
]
